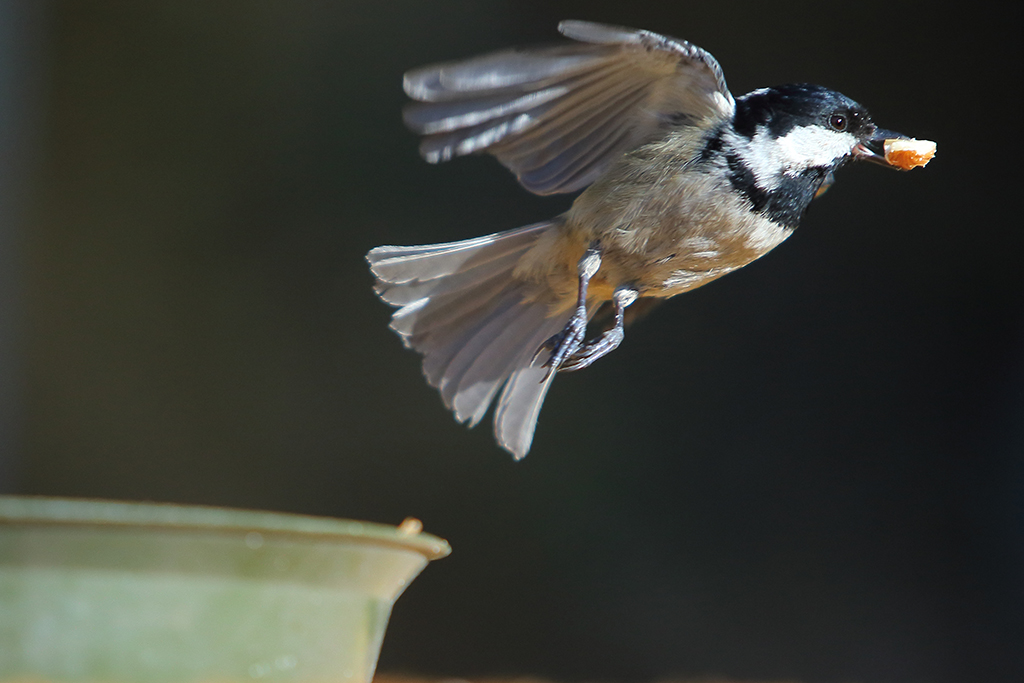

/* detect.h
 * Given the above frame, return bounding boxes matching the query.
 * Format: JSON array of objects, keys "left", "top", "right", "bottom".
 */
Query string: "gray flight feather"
[
  {"left": 402, "top": 20, "right": 735, "bottom": 195},
  {"left": 367, "top": 221, "right": 568, "bottom": 459}
]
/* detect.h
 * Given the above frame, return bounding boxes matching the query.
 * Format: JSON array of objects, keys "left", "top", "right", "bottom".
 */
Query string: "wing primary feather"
[
  {"left": 488, "top": 59, "right": 642, "bottom": 162},
  {"left": 411, "top": 55, "right": 628, "bottom": 139},
  {"left": 404, "top": 45, "right": 612, "bottom": 101},
  {"left": 559, "top": 20, "right": 730, "bottom": 100},
  {"left": 402, "top": 20, "right": 734, "bottom": 195},
  {"left": 404, "top": 87, "right": 568, "bottom": 135},
  {"left": 517, "top": 116, "right": 641, "bottom": 194},
  {"left": 558, "top": 20, "right": 651, "bottom": 45},
  {"left": 493, "top": 73, "right": 651, "bottom": 174},
  {"left": 410, "top": 58, "right": 626, "bottom": 163}
]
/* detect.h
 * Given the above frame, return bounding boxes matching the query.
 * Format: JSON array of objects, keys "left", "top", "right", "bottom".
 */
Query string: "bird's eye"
[{"left": 829, "top": 113, "right": 848, "bottom": 131}]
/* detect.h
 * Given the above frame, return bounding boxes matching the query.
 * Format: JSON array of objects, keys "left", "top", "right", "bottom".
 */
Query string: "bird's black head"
[
  {"left": 734, "top": 84, "right": 907, "bottom": 170},
  {"left": 713, "top": 84, "right": 911, "bottom": 228},
  {"left": 735, "top": 83, "right": 875, "bottom": 141}
]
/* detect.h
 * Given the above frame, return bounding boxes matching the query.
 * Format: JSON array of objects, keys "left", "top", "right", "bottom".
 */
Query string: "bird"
[{"left": 366, "top": 20, "right": 931, "bottom": 460}]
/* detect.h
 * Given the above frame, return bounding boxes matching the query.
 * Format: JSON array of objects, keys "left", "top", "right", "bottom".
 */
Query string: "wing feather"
[
  {"left": 502, "top": 82, "right": 652, "bottom": 192},
  {"left": 403, "top": 20, "right": 735, "bottom": 195},
  {"left": 489, "top": 60, "right": 645, "bottom": 165}
]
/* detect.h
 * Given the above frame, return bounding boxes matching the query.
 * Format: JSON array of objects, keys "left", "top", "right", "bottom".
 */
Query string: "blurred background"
[{"left": 1, "top": 1, "right": 1021, "bottom": 681}]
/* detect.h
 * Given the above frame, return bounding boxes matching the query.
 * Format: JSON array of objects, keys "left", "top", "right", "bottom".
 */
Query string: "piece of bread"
[{"left": 884, "top": 138, "right": 937, "bottom": 170}]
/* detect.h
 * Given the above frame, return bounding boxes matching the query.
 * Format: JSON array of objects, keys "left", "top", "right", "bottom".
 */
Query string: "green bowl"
[{"left": 0, "top": 496, "right": 450, "bottom": 683}]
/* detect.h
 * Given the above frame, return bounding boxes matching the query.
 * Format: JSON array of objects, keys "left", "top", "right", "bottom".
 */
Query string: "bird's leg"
[
  {"left": 559, "top": 285, "right": 639, "bottom": 372},
  {"left": 536, "top": 242, "right": 602, "bottom": 377}
]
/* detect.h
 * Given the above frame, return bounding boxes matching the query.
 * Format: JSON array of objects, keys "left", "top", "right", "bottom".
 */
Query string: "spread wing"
[{"left": 403, "top": 20, "right": 736, "bottom": 195}]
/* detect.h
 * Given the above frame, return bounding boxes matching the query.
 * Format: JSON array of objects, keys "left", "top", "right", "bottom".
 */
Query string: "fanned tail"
[{"left": 367, "top": 221, "right": 568, "bottom": 459}]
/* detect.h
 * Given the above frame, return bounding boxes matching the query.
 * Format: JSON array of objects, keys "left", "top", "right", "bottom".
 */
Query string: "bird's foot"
[
  {"left": 537, "top": 305, "right": 589, "bottom": 374},
  {"left": 558, "top": 327, "right": 624, "bottom": 372},
  {"left": 533, "top": 243, "right": 603, "bottom": 379},
  {"left": 559, "top": 286, "right": 639, "bottom": 373}
]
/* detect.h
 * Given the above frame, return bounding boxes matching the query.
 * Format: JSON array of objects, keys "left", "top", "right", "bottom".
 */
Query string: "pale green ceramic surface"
[{"left": 0, "top": 496, "right": 450, "bottom": 683}]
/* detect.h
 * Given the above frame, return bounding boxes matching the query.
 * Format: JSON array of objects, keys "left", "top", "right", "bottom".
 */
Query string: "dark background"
[{"left": 1, "top": 1, "right": 1022, "bottom": 682}]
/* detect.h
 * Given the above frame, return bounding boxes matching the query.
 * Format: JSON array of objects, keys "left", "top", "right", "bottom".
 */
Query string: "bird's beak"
[{"left": 853, "top": 128, "right": 907, "bottom": 169}]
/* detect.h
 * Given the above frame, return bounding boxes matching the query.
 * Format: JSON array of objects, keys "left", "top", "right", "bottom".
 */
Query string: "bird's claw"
[
  {"left": 549, "top": 285, "right": 638, "bottom": 374},
  {"left": 535, "top": 284, "right": 640, "bottom": 379},
  {"left": 537, "top": 306, "right": 589, "bottom": 374},
  {"left": 532, "top": 243, "right": 603, "bottom": 379},
  {"left": 558, "top": 325, "right": 625, "bottom": 372}
]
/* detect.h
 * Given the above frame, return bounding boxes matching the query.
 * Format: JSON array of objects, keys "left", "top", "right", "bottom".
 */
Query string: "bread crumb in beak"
[{"left": 884, "top": 138, "right": 936, "bottom": 170}]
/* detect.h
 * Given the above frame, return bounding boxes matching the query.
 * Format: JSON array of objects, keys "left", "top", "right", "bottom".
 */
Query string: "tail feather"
[
  {"left": 495, "top": 362, "right": 559, "bottom": 459},
  {"left": 375, "top": 249, "right": 524, "bottom": 306},
  {"left": 367, "top": 222, "right": 549, "bottom": 284},
  {"left": 413, "top": 286, "right": 535, "bottom": 390},
  {"left": 447, "top": 297, "right": 559, "bottom": 424},
  {"left": 367, "top": 220, "right": 567, "bottom": 459},
  {"left": 392, "top": 272, "right": 510, "bottom": 338},
  {"left": 436, "top": 286, "right": 533, "bottom": 404}
]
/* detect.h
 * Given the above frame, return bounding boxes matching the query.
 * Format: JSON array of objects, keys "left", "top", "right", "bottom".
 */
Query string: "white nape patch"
[
  {"left": 727, "top": 125, "right": 857, "bottom": 190},
  {"left": 712, "top": 91, "right": 736, "bottom": 118}
]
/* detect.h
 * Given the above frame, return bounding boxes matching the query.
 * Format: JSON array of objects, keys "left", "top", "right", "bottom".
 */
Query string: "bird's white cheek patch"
[
  {"left": 776, "top": 126, "right": 857, "bottom": 170},
  {"left": 728, "top": 125, "right": 857, "bottom": 190}
]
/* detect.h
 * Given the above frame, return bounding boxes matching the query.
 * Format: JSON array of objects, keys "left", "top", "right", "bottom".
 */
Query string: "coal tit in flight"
[{"left": 367, "top": 20, "right": 933, "bottom": 459}]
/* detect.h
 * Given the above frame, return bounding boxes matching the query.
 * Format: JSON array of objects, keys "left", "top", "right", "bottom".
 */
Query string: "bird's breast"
[{"left": 568, "top": 169, "right": 795, "bottom": 298}]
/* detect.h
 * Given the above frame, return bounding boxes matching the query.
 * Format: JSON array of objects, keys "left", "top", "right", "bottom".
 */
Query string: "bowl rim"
[{"left": 0, "top": 495, "right": 450, "bottom": 560}]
